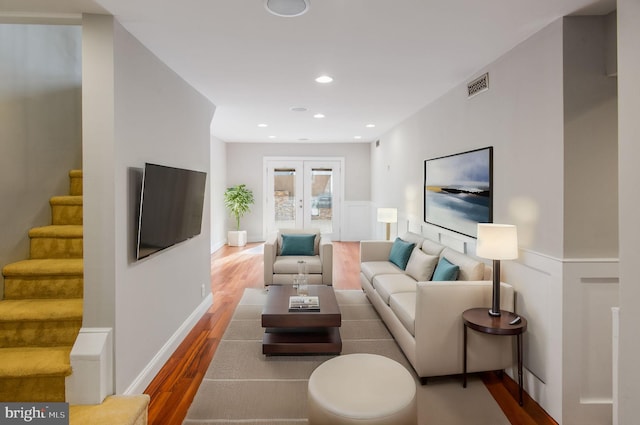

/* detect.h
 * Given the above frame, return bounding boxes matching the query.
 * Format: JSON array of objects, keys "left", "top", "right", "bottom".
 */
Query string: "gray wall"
[
  {"left": 617, "top": 0, "right": 640, "bottom": 423},
  {"left": 563, "top": 16, "right": 618, "bottom": 258},
  {"left": 82, "top": 15, "right": 215, "bottom": 393},
  {"left": 0, "top": 24, "right": 82, "bottom": 296}
]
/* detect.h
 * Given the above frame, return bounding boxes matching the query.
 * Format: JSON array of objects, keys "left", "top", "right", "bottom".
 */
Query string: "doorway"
[{"left": 265, "top": 158, "right": 342, "bottom": 240}]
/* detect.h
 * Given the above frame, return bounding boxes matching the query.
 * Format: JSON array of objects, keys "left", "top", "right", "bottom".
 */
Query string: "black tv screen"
[{"left": 136, "top": 163, "right": 207, "bottom": 260}]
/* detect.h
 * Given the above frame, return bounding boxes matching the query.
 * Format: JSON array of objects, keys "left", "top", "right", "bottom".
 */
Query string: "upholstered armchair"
[{"left": 263, "top": 229, "right": 333, "bottom": 286}]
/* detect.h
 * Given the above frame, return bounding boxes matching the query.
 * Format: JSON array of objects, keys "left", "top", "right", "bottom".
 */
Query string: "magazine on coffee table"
[{"left": 289, "top": 295, "right": 320, "bottom": 312}]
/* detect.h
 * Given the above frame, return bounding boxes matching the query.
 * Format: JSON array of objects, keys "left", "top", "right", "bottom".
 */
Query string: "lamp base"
[{"left": 488, "top": 308, "right": 501, "bottom": 317}]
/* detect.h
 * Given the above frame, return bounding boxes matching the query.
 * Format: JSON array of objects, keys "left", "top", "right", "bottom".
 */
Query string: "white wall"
[
  {"left": 82, "top": 14, "right": 216, "bottom": 393},
  {"left": 0, "top": 24, "right": 82, "bottom": 296},
  {"left": 617, "top": 0, "right": 640, "bottom": 423},
  {"left": 225, "top": 142, "right": 371, "bottom": 242},
  {"left": 210, "top": 134, "right": 227, "bottom": 252},
  {"left": 371, "top": 17, "right": 619, "bottom": 423}
]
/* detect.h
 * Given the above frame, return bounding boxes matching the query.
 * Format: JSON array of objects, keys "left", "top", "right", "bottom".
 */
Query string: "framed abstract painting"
[{"left": 423, "top": 147, "right": 493, "bottom": 238}]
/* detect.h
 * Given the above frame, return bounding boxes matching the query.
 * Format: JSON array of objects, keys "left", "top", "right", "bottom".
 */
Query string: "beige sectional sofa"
[{"left": 360, "top": 232, "right": 515, "bottom": 382}]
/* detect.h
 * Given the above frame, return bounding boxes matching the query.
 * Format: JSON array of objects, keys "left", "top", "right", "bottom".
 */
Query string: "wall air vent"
[{"left": 467, "top": 73, "right": 489, "bottom": 98}]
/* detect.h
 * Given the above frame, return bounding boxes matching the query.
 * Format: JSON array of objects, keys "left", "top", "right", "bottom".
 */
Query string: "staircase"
[
  {"left": 0, "top": 170, "right": 84, "bottom": 401},
  {"left": 0, "top": 170, "right": 150, "bottom": 424}
]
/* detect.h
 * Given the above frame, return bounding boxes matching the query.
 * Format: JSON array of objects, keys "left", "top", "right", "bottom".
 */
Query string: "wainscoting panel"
[
  {"left": 563, "top": 260, "right": 619, "bottom": 425},
  {"left": 341, "top": 201, "right": 373, "bottom": 241}
]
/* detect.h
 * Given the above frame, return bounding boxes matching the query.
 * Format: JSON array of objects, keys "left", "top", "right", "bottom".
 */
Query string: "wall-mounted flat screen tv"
[
  {"left": 424, "top": 147, "right": 493, "bottom": 238},
  {"left": 136, "top": 163, "right": 207, "bottom": 260}
]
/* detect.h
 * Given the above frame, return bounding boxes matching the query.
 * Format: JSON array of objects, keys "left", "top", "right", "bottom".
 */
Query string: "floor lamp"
[
  {"left": 476, "top": 223, "right": 518, "bottom": 317},
  {"left": 377, "top": 208, "right": 397, "bottom": 241}
]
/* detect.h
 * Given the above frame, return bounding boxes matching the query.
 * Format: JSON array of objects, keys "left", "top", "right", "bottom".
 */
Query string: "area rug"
[{"left": 183, "top": 288, "right": 510, "bottom": 424}]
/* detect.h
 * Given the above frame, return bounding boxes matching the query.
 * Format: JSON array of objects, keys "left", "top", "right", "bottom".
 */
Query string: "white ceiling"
[{"left": 2, "top": 0, "right": 616, "bottom": 143}]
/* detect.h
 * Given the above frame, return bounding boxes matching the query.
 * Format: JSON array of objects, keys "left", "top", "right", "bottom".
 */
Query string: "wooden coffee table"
[{"left": 261, "top": 285, "right": 342, "bottom": 355}]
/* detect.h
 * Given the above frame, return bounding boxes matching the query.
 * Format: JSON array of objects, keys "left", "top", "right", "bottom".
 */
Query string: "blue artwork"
[{"left": 424, "top": 147, "right": 492, "bottom": 237}]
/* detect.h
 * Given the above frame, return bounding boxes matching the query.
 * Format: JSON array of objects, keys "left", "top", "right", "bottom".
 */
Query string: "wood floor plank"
[{"left": 144, "top": 241, "right": 556, "bottom": 425}]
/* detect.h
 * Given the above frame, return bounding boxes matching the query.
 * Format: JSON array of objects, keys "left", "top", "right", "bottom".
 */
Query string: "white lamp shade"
[
  {"left": 476, "top": 223, "right": 518, "bottom": 260},
  {"left": 377, "top": 208, "right": 397, "bottom": 223}
]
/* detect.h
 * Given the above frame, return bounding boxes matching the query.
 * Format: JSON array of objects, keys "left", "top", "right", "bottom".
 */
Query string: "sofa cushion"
[
  {"left": 420, "top": 239, "right": 446, "bottom": 256},
  {"left": 361, "top": 261, "right": 403, "bottom": 282},
  {"left": 372, "top": 274, "right": 417, "bottom": 305},
  {"left": 388, "top": 238, "right": 415, "bottom": 270},
  {"left": 280, "top": 233, "right": 316, "bottom": 256},
  {"left": 432, "top": 257, "right": 460, "bottom": 281},
  {"left": 389, "top": 292, "right": 416, "bottom": 336},
  {"left": 273, "top": 255, "right": 322, "bottom": 274},
  {"left": 439, "top": 247, "right": 485, "bottom": 281},
  {"left": 405, "top": 249, "right": 439, "bottom": 281}
]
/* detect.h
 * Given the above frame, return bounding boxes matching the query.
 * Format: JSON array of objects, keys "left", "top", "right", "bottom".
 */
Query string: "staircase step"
[
  {"left": 69, "top": 169, "right": 83, "bottom": 196},
  {"left": 70, "top": 395, "right": 150, "bottom": 425},
  {"left": 29, "top": 225, "right": 83, "bottom": 259},
  {"left": 0, "top": 299, "right": 82, "bottom": 347},
  {"left": 0, "top": 347, "right": 72, "bottom": 402},
  {"left": 50, "top": 196, "right": 83, "bottom": 225},
  {"left": 2, "top": 258, "right": 83, "bottom": 277},
  {"left": 2, "top": 259, "right": 83, "bottom": 300}
]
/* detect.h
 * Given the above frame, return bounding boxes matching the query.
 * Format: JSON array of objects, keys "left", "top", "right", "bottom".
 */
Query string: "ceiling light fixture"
[
  {"left": 354, "top": 136, "right": 362, "bottom": 140},
  {"left": 366, "top": 123, "right": 376, "bottom": 128},
  {"left": 264, "top": 0, "right": 310, "bottom": 17},
  {"left": 290, "top": 106, "right": 308, "bottom": 112},
  {"left": 315, "top": 75, "right": 333, "bottom": 84},
  {"left": 258, "top": 123, "right": 268, "bottom": 128},
  {"left": 269, "top": 135, "right": 276, "bottom": 139},
  {"left": 313, "top": 113, "right": 325, "bottom": 119}
]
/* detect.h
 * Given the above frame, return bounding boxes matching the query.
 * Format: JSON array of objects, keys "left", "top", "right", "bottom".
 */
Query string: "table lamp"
[
  {"left": 377, "top": 208, "right": 397, "bottom": 241},
  {"left": 476, "top": 223, "right": 518, "bottom": 317}
]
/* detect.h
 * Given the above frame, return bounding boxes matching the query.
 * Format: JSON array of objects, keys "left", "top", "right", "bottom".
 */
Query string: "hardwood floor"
[{"left": 144, "top": 241, "right": 557, "bottom": 425}]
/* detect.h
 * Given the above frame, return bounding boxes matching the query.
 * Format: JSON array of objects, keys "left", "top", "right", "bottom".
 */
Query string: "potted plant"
[{"left": 224, "top": 184, "right": 255, "bottom": 246}]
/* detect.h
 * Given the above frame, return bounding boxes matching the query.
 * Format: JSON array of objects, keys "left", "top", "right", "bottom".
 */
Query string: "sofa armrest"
[
  {"left": 263, "top": 234, "right": 278, "bottom": 285},
  {"left": 359, "top": 240, "right": 394, "bottom": 262},
  {"left": 319, "top": 237, "right": 333, "bottom": 285}
]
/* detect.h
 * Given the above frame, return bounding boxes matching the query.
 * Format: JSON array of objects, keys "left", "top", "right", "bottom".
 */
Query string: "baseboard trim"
[{"left": 123, "top": 293, "right": 213, "bottom": 395}]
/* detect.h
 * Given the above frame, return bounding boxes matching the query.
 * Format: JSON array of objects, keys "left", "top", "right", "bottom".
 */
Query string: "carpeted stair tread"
[
  {"left": 50, "top": 196, "right": 83, "bottom": 206},
  {"left": 29, "top": 225, "right": 83, "bottom": 239},
  {"left": 0, "top": 299, "right": 83, "bottom": 322},
  {"left": 70, "top": 395, "right": 150, "bottom": 425},
  {"left": 2, "top": 259, "right": 83, "bottom": 277},
  {"left": 0, "top": 347, "right": 71, "bottom": 377}
]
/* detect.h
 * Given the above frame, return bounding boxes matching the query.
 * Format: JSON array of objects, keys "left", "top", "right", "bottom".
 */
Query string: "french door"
[{"left": 265, "top": 158, "right": 342, "bottom": 240}]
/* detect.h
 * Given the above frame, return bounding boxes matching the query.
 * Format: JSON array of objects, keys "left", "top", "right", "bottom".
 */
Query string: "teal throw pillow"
[
  {"left": 280, "top": 234, "right": 316, "bottom": 256},
  {"left": 432, "top": 257, "right": 460, "bottom": 281},
  {"left": 388, "top": 238, "right": 416, "bottom": 270}
]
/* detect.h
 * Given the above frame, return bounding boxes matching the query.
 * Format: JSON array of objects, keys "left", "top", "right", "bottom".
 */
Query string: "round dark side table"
[{"left": 462, "top": 308, "right": 528, "bottom": 406}]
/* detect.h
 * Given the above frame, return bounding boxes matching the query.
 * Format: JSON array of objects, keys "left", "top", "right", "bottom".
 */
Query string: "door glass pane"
[
  {"left": 310, "top": 168, "right": 333, "bottom": 233},
  {"left": 274, "top": 168, "right": 296, "bottom": 229}
]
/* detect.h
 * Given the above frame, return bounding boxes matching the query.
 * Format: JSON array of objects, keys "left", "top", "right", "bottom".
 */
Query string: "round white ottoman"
[{"left": 307, "top": 353, "right": 417, "bottom": 425}]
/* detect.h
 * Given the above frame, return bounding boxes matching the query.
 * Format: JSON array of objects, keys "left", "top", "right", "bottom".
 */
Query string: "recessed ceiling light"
[
  {"left": 269, "top": 135, "right": 276, "bottom": 139},
  {"left": 365, "top": 123, "right": 376, "bottom": 128},
  {"left": 258, "top": 123, "right": 268, "bottom": 128},
  {"left": 354, "top": 136, "right": 362, "bottom": 140},
  {"left": 313, "top": 113, "right": 325, "bottom": 119},
  {"left": 315, "top": 75, "right": 333, "bottom": 84},
  {"left": 264, "top": 0, "right": 310, "bottom": 17},
  {"left": 290, "top": 106, "right": 308, "bottom": 112}
]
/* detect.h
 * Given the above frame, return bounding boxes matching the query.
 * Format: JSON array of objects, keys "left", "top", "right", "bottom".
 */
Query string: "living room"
[{"left": 1, "top": 1, "right": 639, "bottom": 424}]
